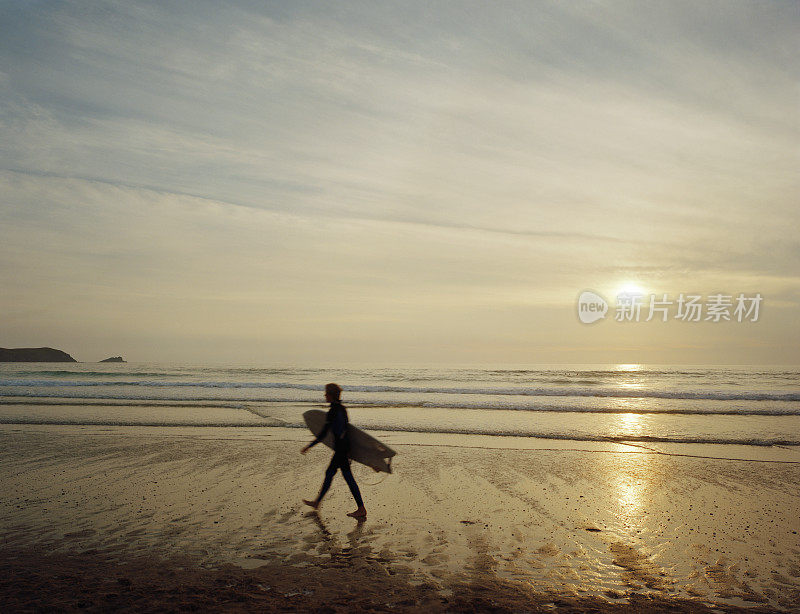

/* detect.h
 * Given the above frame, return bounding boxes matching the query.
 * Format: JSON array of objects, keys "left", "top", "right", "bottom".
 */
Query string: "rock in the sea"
[
  {"left": 0, "top": 347, "right": 77, "bottom": 362},
  {"left": 99, "top": 356, "right": 126, "bottom": 363}
]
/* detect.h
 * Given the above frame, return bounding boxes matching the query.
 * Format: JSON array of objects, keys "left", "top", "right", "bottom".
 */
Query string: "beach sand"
[{"left": 1, "top": 424, "right": 798, "bottom": 612}]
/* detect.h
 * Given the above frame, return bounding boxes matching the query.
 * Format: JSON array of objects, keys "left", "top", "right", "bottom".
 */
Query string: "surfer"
[{"left": 301, "top": 383, "right": 367, "bottom": 518}]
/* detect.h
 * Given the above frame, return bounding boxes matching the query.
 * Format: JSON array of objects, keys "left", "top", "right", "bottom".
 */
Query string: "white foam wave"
[
  {"left": 2, "top": 392, "right": 799, "bottom": 415},
  {"left": 1, "top": 379, "right": 799, "bottom": 401}
]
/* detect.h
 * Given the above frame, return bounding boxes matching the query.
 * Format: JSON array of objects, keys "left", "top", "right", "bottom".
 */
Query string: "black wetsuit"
[{"left": 308, "top": 401, "right": 364, "bottom": 507}]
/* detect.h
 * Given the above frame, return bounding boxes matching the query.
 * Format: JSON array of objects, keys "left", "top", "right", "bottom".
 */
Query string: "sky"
[{"left": 0, "top": 0, "right": 798, "bottom": 365}]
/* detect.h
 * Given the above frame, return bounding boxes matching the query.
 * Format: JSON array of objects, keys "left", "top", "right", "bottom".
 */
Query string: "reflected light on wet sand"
[
  {"left": 607, "top": 456, "right": 654, "bottom": 527},
  {"left": 609, "top": 412, "right": 654, "bottom": 527},
  {"left": 615, "top": 469, "right": 645, "bottom": 524}
]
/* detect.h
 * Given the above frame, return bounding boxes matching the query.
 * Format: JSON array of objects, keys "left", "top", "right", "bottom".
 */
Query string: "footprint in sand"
[{"left": 608, "top": 541, "right": 671, "bottom": 591}]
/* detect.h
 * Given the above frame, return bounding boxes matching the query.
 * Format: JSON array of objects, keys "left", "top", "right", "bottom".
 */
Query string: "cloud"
[{"left": 0, "top": 0, "right": 797, "bottom": 362}]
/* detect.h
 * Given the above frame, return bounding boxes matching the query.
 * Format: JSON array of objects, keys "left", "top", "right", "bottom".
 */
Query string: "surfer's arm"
[{"left": 305, "top": 415, "right": 331, "bottom": 450}]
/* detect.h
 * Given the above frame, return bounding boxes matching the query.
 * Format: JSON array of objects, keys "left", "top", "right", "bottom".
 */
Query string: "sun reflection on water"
[
  {"left": 615, "top": 364, "right": 644, "bottom": 389},
  {"left": 618, "top": 412, "right": 644, "bottom": 436}
]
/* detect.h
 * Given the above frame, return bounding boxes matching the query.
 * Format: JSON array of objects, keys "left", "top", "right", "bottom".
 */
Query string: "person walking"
[{"left": 301, "top": 383, "right": 366, "bottom": 518}]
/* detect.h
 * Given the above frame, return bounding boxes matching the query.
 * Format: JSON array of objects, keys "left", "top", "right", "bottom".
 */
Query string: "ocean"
[{"left": 1, "top": 364, "right": 799, "bottom": 447}]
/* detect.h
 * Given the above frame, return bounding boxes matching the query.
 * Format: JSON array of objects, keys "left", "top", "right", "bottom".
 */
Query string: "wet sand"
[{"left": 1, "top": 424, "right": 798, "bottom": 612}]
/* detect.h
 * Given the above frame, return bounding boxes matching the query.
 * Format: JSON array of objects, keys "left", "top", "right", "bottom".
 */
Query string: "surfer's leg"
[
  {"left": 339, "top": 458, "right": 365, "bottom": 510},
  {"left": 313, "top": 455, "right": 339, "bottom": 506}
]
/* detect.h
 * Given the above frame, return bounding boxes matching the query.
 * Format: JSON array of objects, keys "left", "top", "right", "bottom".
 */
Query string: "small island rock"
[{"left": 99, "top": 356, "right": 126, "bottom": 363}]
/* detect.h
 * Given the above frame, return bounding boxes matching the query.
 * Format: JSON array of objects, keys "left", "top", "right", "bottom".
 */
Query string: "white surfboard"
[{"left": 303, "top": 409, "right": 396, "bottom": 474}]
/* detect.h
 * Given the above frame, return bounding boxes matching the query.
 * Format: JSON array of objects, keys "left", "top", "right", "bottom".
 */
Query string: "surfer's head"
[{"left": 325, "top": 382, "right": 342, "bottom": 402}]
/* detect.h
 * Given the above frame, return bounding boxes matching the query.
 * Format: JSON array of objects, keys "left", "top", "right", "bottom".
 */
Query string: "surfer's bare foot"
[
  {"left": 346, "top": 506, "right": 367, "bottom": 518},
  {"left": 302, "top": 499, "right": 319, "bottom": 510}
]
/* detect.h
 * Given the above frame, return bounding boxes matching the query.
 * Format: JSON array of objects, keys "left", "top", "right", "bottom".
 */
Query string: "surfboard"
[{"left": 303, "top": 409, "right": 396, "bottom": 474}]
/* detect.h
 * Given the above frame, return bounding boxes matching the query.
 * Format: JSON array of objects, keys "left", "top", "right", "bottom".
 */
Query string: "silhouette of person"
[{"left": 301, "top": 383, "right": 367, "bottom": 518}]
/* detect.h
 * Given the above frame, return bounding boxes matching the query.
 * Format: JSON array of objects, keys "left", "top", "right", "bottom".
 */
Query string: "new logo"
[{"left": 577, "top": 290, "right": 608, "bottom": 324}]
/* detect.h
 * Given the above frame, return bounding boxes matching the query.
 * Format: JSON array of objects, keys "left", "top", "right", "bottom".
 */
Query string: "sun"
[{"left": 615, "top": 282, "right": 646, "bottom": 297}]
